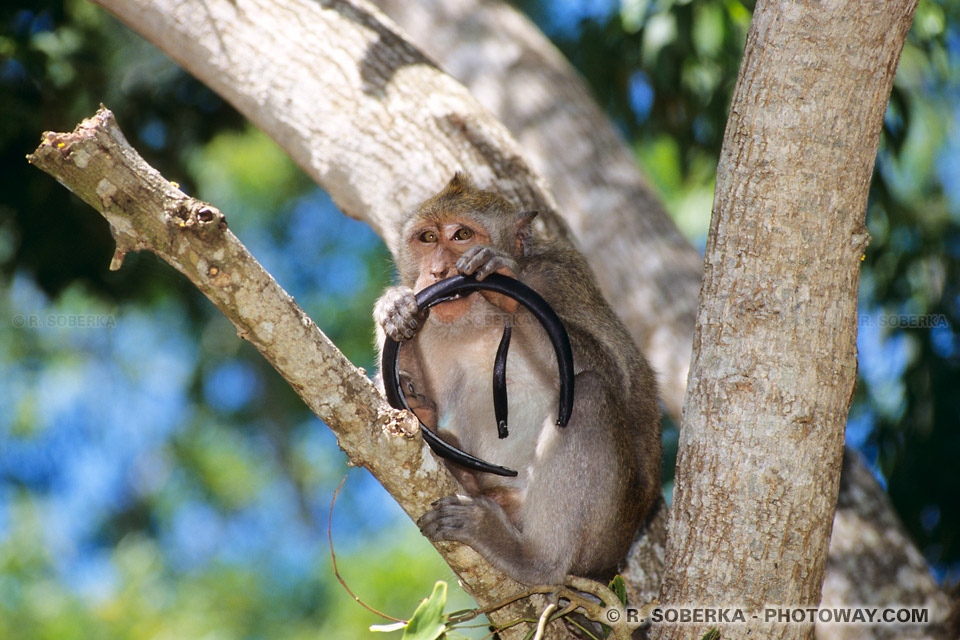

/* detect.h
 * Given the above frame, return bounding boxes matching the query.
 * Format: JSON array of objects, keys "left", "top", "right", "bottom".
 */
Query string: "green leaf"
[
  {"left": 401, "top": 581, "right": 449, "bottom": 640},
  {"left": 608, "top": 575, "right": 628, "bottom": 606},
  {"left": 371, "top": 621, "right": 408, "bottom": 633},
  {"left": 701, "top": 628, "right": 721, "bottom": 640}
]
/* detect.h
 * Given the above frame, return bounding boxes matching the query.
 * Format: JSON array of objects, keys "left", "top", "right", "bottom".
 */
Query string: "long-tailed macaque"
[{"left": 374, "top": 173, "right": 661, "bottom": 585}]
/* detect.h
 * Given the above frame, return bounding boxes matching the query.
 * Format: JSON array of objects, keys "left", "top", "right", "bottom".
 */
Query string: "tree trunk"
[{"left": 654, "top": 2, "right": 917, "bottom": 639}]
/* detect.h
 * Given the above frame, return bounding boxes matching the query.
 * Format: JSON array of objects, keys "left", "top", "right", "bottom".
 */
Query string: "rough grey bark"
[{"left": 654, "top": 2, "right": 920, "bottom": 639}]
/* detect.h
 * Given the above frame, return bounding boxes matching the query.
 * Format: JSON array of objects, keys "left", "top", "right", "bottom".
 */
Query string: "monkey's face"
[{"left": 407, "top": 218, "right": 491, "bottom": 323}]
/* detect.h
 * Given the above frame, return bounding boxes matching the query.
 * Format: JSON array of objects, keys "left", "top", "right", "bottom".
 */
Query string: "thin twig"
[{"left": 328, "top": 475, "right": 405, "bottom": 622}]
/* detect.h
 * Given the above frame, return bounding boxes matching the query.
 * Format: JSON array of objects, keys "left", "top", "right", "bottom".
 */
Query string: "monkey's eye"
[
  {"left": 419, "top": 230, "right": 438, "bottom": 243},
  {"left": 453, "top": 227, "right": 474, "bottom": 241}
]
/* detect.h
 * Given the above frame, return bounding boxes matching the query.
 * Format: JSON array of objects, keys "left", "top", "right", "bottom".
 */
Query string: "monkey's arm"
[
  {"left": 373, "top": 286, "right": 437, "bottom": 429},
  {"left": 520, "top": 242, "right": 642, "bottom": 390}
]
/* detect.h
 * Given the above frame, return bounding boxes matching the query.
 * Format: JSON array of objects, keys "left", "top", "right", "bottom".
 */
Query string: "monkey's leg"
[{"left": 418, "top": 372, "right": 636, "bottom": 586}]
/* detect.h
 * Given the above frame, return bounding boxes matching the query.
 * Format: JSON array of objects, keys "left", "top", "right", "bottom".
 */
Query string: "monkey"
[{"left": 374, "top": 172, "right": 661, "bottom": 586}]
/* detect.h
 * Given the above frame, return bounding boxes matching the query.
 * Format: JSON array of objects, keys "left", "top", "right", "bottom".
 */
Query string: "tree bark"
[
  {"left": 654, "top": 2, "right": 918, "bottom": 639},
  {"left": 91, "top": 0, "right": 571, "bottom": 249}
]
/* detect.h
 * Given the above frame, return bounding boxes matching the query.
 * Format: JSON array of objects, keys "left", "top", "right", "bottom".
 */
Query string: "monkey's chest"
[{"left": 419, "top": 324, "right": 558, "bottom": 471}]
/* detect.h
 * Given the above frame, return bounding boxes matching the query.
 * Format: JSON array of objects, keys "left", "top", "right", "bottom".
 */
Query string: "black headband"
[{"left": 381, "top": 273, "right": 575, "bottom": 477}]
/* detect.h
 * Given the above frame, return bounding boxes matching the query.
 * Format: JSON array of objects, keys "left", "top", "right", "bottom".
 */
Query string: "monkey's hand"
[
  {"left": 457, "top": 245, "right": 519, "bottom": 280},
  {"left": 457, "top": 246, "right": 520, "bottom": 313},
  {"left": 374, "top": 286, "right": 423, "bottom": 341}
]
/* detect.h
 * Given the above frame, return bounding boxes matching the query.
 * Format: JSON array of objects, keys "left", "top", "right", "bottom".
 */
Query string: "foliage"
[{"left": 609, "top": 574, "right": 627, "bottom": 606}]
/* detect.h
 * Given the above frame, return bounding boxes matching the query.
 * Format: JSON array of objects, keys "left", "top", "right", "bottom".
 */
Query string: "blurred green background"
[{"left": 1, "top": 0, "right": 958, "bottom": 637}]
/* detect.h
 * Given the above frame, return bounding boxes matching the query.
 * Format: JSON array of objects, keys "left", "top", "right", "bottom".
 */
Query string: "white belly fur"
[{"left": 416, "top": 299, "right": 559, "bottom": 481}]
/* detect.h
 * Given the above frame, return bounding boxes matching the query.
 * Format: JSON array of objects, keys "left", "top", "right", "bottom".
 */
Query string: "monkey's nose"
[{"left": 431, "top": 267, "right": 453, "bottom": 281}]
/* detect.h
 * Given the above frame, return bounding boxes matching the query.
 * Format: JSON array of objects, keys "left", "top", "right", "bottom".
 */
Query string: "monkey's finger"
[
  {"left": 477, "top": 261, "right": 517, "bottom": 281},
  {"left": 399, "top": 292, "right": 419, "bottom": 314},
  {"left": 456, "top": 246, "right": 492, "bottom": 277},
  {"left": 385, "top": 320, "right": 413, "bottom": 342},
  {"left": 456, "top": 245, "right": 485, "bottom": 264},
  {"left": 417, "top": 500, "right": 479, "bottom": 541}
]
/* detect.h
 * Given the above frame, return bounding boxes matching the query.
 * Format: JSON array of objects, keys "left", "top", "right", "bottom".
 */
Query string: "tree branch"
[
  {"left": 88, "top": 0, "right": 668, "bottom": 619},
  {"left": 89, "top": 0, "right": 672, "bottom": 607},
  {"left": 91, "top": 0, "right": 572, "bottom": 248},
  {"left": 28, "top": 107, "right": 563, "bottom": 639}
]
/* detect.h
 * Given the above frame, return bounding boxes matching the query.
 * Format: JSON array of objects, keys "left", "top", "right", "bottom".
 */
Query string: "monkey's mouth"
[{"left": 433, "top": 288, "right": 485, "bottom": 304}]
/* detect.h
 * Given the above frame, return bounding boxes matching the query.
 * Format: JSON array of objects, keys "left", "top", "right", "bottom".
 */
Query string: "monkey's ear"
[{"left": 515, "top": 210, "right": 538, "bottom": 256}]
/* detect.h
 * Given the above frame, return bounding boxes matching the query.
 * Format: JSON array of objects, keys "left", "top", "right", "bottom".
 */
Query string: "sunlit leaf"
[
  {"left": 609, "top": 575, "right": 627, "bottom": 605},
  {"left": 401, "top": 581, "right": 448, "bottom": 640}
]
